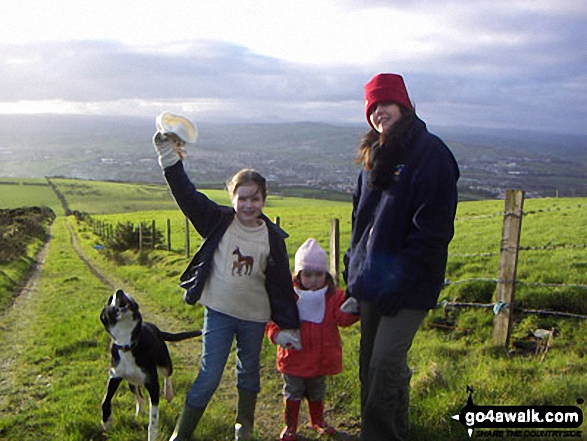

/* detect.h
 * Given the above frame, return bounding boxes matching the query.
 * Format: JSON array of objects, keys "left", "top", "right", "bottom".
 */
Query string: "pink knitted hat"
[
  {"left": 295, "top": 238, "right": 328, "bottom": 273},
  {"left": 364, "top": 73, "right": 412, "bottom": 129}
]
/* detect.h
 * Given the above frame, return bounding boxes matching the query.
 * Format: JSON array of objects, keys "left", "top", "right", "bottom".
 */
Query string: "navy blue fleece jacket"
[
  {"left": 344, "top": 117, "right": 459, "bottom": 315},
  {"left": 164, "top": 161, "right": 300, "bottom": 330}
]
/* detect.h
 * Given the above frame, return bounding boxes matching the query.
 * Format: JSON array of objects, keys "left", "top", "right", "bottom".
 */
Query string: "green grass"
[
  {"left": 54, "top": 175, "right": 352, "bottom": 272},
  {"left": 64, "top": 178, "right": 586, "bottom": 313},
  {"left": 49, "top": 178, "right": 181, "bottom": 214},
  {"left": 0, "top": 179, "right": 61, "bottom": 213},
  {"left": 0, "top": 218, "right": 113, "bottom": 440},
  {"left": 444, "top": 198, "right": 587, "bottom": 314},
  {"left": 0, "top": 237, "right": 48, "bottom": 312},
  {"left": 1, "top": 179, "right": 587, "bottom": 440},
  {"left": 0, "top": 205, "right": 56, "bottom": 312}
]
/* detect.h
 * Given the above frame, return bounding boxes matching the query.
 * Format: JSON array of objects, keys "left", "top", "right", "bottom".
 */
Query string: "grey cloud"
[
  {"left": 0, "top": 40, "right": 363, "bottom": 103},
  {"left": 0, "top": 4, "right": 586, "bottom": 136}
]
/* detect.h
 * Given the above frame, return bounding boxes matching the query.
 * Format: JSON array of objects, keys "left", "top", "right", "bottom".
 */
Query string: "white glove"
[
  {"left": 340, "top": 297, "right": 360, "bottom": 315},
  {"left": 274, "top": 329, "right": 302, "bottom": 351},
  {"left": 152, "top": 132, "right": 187, "bottom": 169}
]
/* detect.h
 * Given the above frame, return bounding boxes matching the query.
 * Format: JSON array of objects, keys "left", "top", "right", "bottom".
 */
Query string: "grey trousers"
[
  {"left": 282, "top": 374, "right": 327, "bottom": 401},
  {"left": 359, "top": 303, "right": 428, "bottom": 441}
]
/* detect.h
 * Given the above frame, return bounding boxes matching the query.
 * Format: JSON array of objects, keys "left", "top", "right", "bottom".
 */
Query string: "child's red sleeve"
[{"left": 265, "top": 321, "right": 282, "bottom": 343}]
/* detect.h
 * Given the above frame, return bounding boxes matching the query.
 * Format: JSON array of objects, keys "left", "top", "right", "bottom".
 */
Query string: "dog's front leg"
[
  {"left": 144, "top": 380, "right": 160, "bottom": 441},
  {"left": 102, "top": 376, "right": 123, "bottom": 430},
  {"left": 148, "top": 401, "right": 159, "bottom": 441}
]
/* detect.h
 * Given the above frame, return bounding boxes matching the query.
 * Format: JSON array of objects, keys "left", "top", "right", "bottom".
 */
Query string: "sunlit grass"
[
  {"left": 0, "top": 179, "right": 61, "bottom": 212},
  {"left": 1, "top": 179, "right": 586, "bottom": 440}
]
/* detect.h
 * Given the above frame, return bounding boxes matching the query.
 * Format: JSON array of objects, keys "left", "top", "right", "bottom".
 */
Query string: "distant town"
[{"left": 0, "top": 115, "right": 585, "bottom": 201}]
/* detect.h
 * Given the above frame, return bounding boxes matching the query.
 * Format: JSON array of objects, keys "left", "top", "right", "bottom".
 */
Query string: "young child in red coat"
[{"left": 267, "top": 238, "right": 360, "bottom": 441}]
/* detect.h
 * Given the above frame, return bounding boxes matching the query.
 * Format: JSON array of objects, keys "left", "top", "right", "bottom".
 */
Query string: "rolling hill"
[{"left": 0, "top": 114, "right": 585, "bottom": 200}]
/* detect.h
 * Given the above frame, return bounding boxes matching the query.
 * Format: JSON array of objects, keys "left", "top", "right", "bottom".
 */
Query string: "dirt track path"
[
  {"left": 0, "top": 217, "right": 202, "bottom": 422},
  {"left": 0, "top": 217, "right": 359, "bottom": 440},
  {"left": 0, "top": 223, "right": 53, "bottom": 412}
]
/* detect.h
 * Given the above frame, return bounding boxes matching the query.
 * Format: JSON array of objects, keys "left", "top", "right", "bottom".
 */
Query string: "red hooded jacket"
[{"left": 266, "top": 286, "right": 359, "bottom": 378}]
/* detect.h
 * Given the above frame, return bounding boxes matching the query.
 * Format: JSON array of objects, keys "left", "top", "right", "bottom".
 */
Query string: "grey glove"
[
  {"left": 340, "top": 297, "right": 360, "bottom": 315},
  {"left": 274, "top": 329, "right": 302, "bottom": 351},
  {"left": 152, "top": 132, "right": 187, "bottom": 169}
]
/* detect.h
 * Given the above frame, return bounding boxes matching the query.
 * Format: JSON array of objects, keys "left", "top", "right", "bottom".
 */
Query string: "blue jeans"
[{"left": 185, "top": 307, "right": 267, "bottom": 409}]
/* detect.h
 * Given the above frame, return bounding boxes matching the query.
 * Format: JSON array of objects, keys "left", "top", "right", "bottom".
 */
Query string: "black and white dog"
[{"left": 100, "top": 289, "right": 201, "bottom": 441}]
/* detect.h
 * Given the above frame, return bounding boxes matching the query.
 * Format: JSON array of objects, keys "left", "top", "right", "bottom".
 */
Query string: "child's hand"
[
  {"left": 152, "top": 132, "right": 187, "bottom": 168},
  {"left": 274, "top": 329, "right": 302, "bottom": 350}
]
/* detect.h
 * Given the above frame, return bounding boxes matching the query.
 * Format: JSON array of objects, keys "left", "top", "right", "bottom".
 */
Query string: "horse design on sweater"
[{"left": 232, "top": 247, "right": 254, "bottom": 276}]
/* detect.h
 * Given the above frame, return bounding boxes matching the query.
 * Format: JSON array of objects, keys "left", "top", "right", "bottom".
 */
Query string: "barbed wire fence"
[
  {"left": 77, "top": 187, "right": 587, "bottom": 347},
  {"left": 444, "top": 191, "right": 587, "bottom": 348}
]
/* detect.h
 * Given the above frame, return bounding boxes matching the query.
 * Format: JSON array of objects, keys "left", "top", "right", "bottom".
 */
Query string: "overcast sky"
[{"left": 1, "top": 0, "right": 585, "bottom": 134}]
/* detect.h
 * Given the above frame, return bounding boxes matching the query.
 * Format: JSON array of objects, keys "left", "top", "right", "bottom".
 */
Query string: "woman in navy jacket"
[{"left": 343, "top": 73, "right": 459, "bottom": 441}]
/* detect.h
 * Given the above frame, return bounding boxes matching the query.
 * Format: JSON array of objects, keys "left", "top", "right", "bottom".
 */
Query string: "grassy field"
[
  {"left": 0, "top": 179, "right": 62, "bottom": 213},
  {"left": 59, "top": 178, "right": 587, "bottom": 313},
  {"left": 1, "top": 178, "right": 586, "bottom": 440}
]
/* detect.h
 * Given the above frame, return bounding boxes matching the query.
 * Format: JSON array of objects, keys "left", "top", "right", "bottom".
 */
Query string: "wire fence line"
[
  {"left": 439, "top": 299, "right": 587, "bottom": 321},
  {"left": 75, "top": 188, "right": 586, "bottom": 328},
  {"left": 450, "top": 244, "right": 587, "bottom": 258},
  {"left": 444, "top": 277, "right": 587, "bottom": 290},
  {"left": 454, "top": 202, "right": 585, "bottom": 222},
  {"left": 519, "top": 243, "right": 587, "bottom": 250},
  {"left": 447, "top": 239, "right": 587, "bottom": 291},
  {"left": 87, "top": 214, "right": 586, "bottom": 291},
  {"left": 445, "top": 192, "right": 587, "bottom": 345}
]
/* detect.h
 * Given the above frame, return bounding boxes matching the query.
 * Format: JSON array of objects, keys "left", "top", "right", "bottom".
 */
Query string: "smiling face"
[
  {"left": 369, "top": 102, "right": 402, "bottom": 134},
  {"left": 232, "top": 183, "right": 266, "bottom": 227}
]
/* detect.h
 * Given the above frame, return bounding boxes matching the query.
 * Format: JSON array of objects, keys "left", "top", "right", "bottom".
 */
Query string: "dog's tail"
[{"left": 160, "top": 330, "right": 202, "bottom": 342}]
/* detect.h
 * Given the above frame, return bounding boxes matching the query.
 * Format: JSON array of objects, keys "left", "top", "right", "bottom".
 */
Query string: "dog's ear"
[
  {"left": 122, "top": 290, "right": 139, "bottom": 312},
  {"left": 100, "top": 307, "right": 110, "bottom": 327}
]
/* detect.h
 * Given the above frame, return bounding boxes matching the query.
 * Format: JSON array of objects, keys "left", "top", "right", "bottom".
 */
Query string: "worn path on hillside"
[
  {"left": 0, "top": 218, "right": 202, "bottom": 425},
  {"left": 0, "top": 223, "right": 53, "bottom": 413},
  {"left": 0, "top": 217, "right": 360, "bottom": 440}
]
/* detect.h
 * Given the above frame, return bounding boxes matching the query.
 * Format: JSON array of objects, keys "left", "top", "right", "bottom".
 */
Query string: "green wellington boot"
[
  {"left": 169, "top": 404, "right": 206, "bottom": 441},
  {"left": 235, "top": 389, "right": 258, "bottom": 440}
]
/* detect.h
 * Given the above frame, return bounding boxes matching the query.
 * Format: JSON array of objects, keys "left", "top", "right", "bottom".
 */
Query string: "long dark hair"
[{"left": 355, "top": 106, "right": 416, "bottom": 189}]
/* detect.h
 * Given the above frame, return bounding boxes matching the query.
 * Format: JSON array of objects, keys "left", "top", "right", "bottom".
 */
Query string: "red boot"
[
  {"left": 308, "top": 400, "right": 336, "bottom": 436},
  {"left": 280, "top": 399, "right": 301, "bottom": 441}
]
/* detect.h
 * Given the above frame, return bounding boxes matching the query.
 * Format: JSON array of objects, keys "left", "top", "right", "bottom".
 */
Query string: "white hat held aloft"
[
  {"left": 295, "top": 238, "right": 328, "bottom": 274},
  {"left": 156, "top": 111, "right": 198, "bottom": 144}
]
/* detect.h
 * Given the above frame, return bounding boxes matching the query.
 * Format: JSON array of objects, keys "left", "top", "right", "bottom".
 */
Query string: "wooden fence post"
[
  {"left": 185, "top": 216, "right": 190, "bottom": 258},
  {"left": 330, "top": 218, "right": 340, "bottom": 286},
  {"left": 492, "top": 189, "right": 525, "bottom": 348},
  {"left": 138, "top": 223, "right": 143, "bottom": 252}
]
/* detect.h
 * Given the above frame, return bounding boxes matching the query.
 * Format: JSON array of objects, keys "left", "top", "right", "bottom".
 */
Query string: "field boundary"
[{"left": 64, "top": 218, "right": 115, "bottom": 290}]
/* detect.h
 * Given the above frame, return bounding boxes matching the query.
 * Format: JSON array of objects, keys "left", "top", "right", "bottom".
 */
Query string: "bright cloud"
[{"left": 0, "top": 0, "right": 586, "bottom": 134}]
